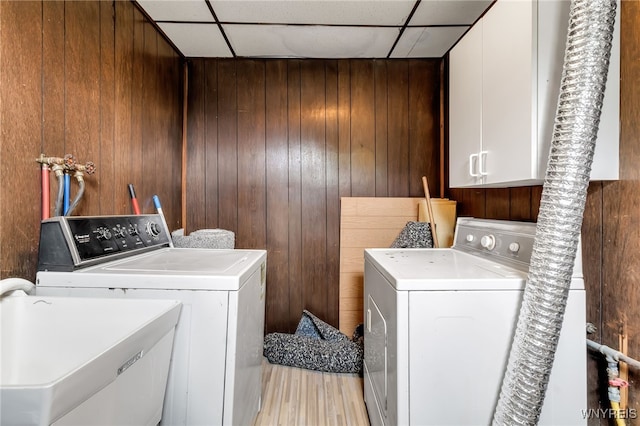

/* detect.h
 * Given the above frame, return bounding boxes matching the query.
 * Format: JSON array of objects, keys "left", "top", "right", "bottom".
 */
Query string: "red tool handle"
[
  {"left": 131, "top": 198, "right": 141, "bottom": 215},
  {"left": 42, "top": 165, "right": 50, "bottom": 220},
  {"left": 128, "top": 184, "right": 141, "bottom": 215}
]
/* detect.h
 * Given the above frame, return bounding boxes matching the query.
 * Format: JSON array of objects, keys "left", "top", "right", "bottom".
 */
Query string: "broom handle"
[{"left": 422, "top": 176, "right": 439, "bottom": 248}]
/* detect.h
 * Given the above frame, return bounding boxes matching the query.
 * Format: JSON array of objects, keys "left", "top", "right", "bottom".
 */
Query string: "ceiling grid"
[{"left": 135, "top": 0, "right": 494, "bottom": 58}]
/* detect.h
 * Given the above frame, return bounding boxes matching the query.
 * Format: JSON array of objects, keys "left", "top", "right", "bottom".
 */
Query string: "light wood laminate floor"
[{"left": 254, "top": 360, "right": 370, "bottom": 426}]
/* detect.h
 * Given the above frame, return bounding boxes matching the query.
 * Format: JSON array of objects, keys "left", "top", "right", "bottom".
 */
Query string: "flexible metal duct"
[{"left": 492, "top": 0, "right": 617, "bottom": 424}]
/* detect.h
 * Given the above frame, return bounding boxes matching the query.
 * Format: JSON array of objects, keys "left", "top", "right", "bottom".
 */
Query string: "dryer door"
[{"left": 365, "top": 295, "right": 387, "bottom": 421}]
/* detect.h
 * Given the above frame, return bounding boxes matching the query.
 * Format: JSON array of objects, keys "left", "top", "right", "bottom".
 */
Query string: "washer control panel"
[{"left": 38, "top": 214, "right": 171, "bottom": 271}]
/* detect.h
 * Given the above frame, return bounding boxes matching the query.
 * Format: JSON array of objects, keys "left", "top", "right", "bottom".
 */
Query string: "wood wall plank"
[
  {"left": 337, "top": 60, "right": 351, "bottom": 198},
  {"left": 185, "top": 59, "right": 206, "bottom": 232},
  {"left": 237, "top": 60, "right": 266, "bottom": 249},
  {"left": 530, "top": 185, "right": 543, "bottom": 221},
  {"left": 409, "top": 60, "right": 439, "bottom": 197},
  {"left": 509, "top": 187, "right": 532, "bottom": 221},
  {"left": 204, "top": 60, "right": 219, "bottom": 228},
  {"left": 217, "top": 60, "right": 239, "bottom": 232},
  {"left": 114, "top": 1, "right": 134, "bottom": 214},
  {"left": 325, "top": 61, "right": 340, "bottom": 327},
  {"left": 265, "top": 60, "right": 290, "bottom": 332},
  {"left": 387, "top": 60, "right": 410, "bottom": 196},
  {"left": 287, "top": 60, "right": 303, "bottom": 332},
  {"left": 157, "top": 37, "right": 182, "bottom": 229},
  {"left": 350, "top": 61, "right": 375, "bottom": 196},
  {"left": 129, "top": 4, "right": 146, "bottom": 213},
  {"left": 485, "top": 188, "right": 510, "bottom": 220},
  {"left": 300, "top": 60, "right": 328, "bottom": 318},
  {"left": 65, "top": 1, "right": 100, "bottom": 216},
  {"left": 582, "top": 181, "right": 604, "bottom": 417},
  {"left": 141, "top": 20, "right": 158, "bottom": 214},
  {"left": 42, "top": 1, "right": 65, "bottom": 215},
  {"left": 99, "top": 0, "right": 116, "bottom": 213},
  {"left": 374, "top": 61, "right": 388, "bottom": 197}
]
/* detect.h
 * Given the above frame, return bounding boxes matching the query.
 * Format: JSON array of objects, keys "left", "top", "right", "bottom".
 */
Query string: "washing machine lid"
[
  {"left": 102, "top": 249, "right": 258, "bottom": 273},
  {"left": 365, "top": 248, "right": 528, "bottom": 291},
  {"left": 37, "top": 248, "right": 266, "bottom": 291}
]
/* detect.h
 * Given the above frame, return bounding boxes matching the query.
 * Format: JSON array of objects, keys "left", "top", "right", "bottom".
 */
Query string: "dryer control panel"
[
  {"left": 38, "top": 214, "right": 171, "bottom": 271},
  {"left": 453, "top": 218, "right": 536, "bottom": 271}
]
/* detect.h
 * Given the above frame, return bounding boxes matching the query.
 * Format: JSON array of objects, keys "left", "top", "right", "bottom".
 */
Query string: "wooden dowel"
[{"left": 422, "top": 176, "right": 439, "bottom": 248}]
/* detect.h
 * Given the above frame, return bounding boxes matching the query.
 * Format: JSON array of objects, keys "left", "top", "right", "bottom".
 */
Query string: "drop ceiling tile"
[
  {"left": 136, "top": 0, "right": 215, "bottom": 22},
  {"left": 409, "top": 0, "right": 493, "bottom": 26},
  {"left": 211, "top": 0, "right": 415, "bottom": 26},
  {"left": 391, "top": 26, "right": 468, "bottom": 58},
  {"left": 224, "top": 24, "right": 399, "bottom": 58},
  {"left": 158, "top": 23, "right": 232, "bottom": 57}
]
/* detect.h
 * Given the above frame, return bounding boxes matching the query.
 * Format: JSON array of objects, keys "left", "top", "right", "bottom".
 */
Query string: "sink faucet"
[{"left": 0, "top": 278, "right": 35, "bottom": 298}]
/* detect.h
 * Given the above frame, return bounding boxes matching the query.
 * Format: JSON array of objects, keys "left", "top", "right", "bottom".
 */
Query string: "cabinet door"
[
  {"left": 449, "top": 22, "right": 483, "bottom": 187},
  {"left": 536, "top": 0, "right": 620, "bottom": 181},
  {"left": 591, "top": 0, "right": 619, "bottom": 180},
  {"left": 482, "top": 0, "right": 536, "bottom": 185}
]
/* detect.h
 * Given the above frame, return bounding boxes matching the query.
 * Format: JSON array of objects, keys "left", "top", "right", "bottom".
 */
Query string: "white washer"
[
  {"left": 363, "top": 218, "right": 586, "bottom": 426},
  {"left": 35, "top": 215, "right": 267, "bottom": 426}
]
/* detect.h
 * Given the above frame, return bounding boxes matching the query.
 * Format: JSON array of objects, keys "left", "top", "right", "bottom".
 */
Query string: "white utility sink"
[{"left": 1, "top": 292, "right": 181, "bottom": 426}]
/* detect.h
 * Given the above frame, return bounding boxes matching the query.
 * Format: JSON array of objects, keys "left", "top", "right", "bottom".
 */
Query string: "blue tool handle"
[
  {"left": 63, "top": 174, "right": 71, "bottom": 215},
  {"left": 153, "top": 195, "right": 161, "bottom": 210}
]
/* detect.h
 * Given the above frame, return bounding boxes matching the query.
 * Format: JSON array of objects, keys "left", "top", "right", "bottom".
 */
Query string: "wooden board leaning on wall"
[{"left": 338, "top": 197, "right": 456, "bottom": 335}]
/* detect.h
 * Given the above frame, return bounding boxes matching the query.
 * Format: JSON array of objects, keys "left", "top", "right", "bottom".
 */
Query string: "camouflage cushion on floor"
[
  {"left": 264, "top": 310, "right": 363, "bottom": 374},
  {"left": 294, "top": 310, "right": 349, "bottom": 341}
]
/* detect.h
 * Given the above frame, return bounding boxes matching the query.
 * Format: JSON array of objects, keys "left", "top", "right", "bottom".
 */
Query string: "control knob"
[
  {"left": 128, "top": 224, "right": 139, "bottom": 236},
  {"left": 509, "top": 242, "right": 520, "bottom": 253},
  {"left": 480, "top": 234, "right": 496, "bottom": 251},
  {"left": 113, "top": 225, "right": 126, "bottom": 239},
  {"left": 146, "top": 222, "right": 161, "bottom": 238},
  {"left": 465, "top": 234, "right": 475, "bottom": 243},
  {"left": 94, "top": 227, "right": 112, "bottom": 241}
]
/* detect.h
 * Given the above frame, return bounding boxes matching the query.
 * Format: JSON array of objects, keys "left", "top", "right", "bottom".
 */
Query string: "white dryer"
[
  {"left": 363, "top": 218, "right": 586, "bottom": 426},
  {"left": 35, "top": 215, "right": 266, "bottom": 426}
]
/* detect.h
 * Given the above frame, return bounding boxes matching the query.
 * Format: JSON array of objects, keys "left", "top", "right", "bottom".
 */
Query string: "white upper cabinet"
[
  {"left": 449, "top": 21, "right": 483, "bottom": 187},
  {"left": 449, "top": 0, "right": 620, "bottom": 188}
]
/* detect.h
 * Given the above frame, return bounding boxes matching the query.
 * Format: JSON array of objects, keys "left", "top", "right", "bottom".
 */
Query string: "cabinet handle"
[
  {"left": 469, "top": 153, "right": 479, "bottom": 177},
  {"left": 479, "top": 151, "right": 488, "bottom": 176}
]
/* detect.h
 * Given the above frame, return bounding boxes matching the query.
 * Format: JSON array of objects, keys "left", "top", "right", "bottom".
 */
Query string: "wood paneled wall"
[
  {"left": 447, "top": 186, "right": 543, "bottom": 222},
  {"left": 186, "top": 58, "right": 442, "bottom": 332},
  {"left": 449, "top": 2, "right": 640, "bottom": 420},
  {"left": 0, "top": 1, "right": 183, "bottom": 280}
]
